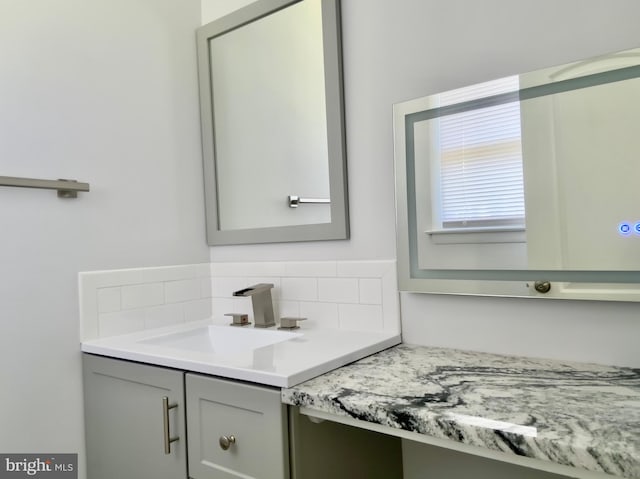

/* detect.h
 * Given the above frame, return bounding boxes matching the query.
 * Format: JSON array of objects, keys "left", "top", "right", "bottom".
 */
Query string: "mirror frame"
[
  {"left": 393, "top": 47, "right": 640, "bottom": 302},
  {"left": 196, "top": 0, "right": 349, "bottom": 245}
]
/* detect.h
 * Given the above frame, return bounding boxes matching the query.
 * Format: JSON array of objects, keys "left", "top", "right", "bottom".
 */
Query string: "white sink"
[
  {"left": 82, "top": 318, "right": 401, "bottom": 387},
  {"left": 139, "top": 325, "right": 303, "bottom": 355}
]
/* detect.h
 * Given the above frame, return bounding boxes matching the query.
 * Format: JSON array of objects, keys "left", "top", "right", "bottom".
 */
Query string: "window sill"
[{"left": 425, "top": 227, "right": 526, "bottom": 245}]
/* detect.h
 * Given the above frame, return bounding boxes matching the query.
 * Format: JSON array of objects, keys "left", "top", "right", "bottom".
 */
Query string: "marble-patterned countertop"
[{"left": 282, "top": 344, "right": 640, "bottom": 478}]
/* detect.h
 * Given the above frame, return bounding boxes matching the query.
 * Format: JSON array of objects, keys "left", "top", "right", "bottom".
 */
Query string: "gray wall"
[{"left": 0, "top": 1, "right": 208, "bottom": 477}]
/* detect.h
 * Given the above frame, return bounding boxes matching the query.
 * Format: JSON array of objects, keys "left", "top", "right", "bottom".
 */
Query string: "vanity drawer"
[{"left": 186, "top": 373, "right": 289, "bottom": 479}]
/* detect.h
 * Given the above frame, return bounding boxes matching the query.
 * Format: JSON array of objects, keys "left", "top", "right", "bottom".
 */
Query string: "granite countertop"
[{"left": 282, "top": 344, "right": 640, "bottom": 478}]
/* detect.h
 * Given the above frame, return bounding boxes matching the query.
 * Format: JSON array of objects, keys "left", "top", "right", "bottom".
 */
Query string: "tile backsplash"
[
  {"left": 210, "top": 260, "right": 399, "bottom": 333},
  {"left": 79, "top": 260, "right": 399, "bottom": 341},
  {"left": 79, "top": 263, "right": 213, "bottom": 341}
]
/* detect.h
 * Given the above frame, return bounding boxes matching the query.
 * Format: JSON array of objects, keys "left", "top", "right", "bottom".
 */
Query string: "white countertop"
[{"left": 81, "top": 319, "right": 401, "bottom": 387}]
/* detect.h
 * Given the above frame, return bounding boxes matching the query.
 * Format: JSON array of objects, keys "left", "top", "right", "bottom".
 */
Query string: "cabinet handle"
[
  {"left": 162, "top": 396, "right": 179, "bottom": 455},
  {"left": 219, "top": 435, "right": 236, "bottom": 451}
]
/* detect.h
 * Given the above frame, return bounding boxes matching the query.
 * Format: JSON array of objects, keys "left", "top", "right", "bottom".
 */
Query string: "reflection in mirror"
[
  {"left": 394, "top": 46, "right": 640, "bottom": 301},
  {"left": 197, "top": 0, "right": 348, "bottom": 245}
]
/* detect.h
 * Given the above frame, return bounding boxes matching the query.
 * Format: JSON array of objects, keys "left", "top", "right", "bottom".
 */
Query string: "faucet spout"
[
  {"left": 232, "top": 283, "right": 275, "bottom": 328},
  {"left": 233, "top": 283, "right": 274, "bottom": 297}
]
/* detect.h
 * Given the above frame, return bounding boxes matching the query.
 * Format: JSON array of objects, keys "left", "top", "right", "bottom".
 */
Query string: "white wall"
[
  {"left": 0, "top": 1, "right": 208, "bottom": 477},
  {"left": 2, "top": 1, "right": 638, "bottom": 477},
  {"left": 208, "top": 0, "right": 640, "bottom": 366}
]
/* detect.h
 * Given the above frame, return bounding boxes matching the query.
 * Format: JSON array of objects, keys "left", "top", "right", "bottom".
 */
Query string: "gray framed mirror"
[
  {"left": 196, "top": 0, "right": 348, "bottom": 245},
  {"left": 394, "top": 46, "right": 640, "bottom": 301}
]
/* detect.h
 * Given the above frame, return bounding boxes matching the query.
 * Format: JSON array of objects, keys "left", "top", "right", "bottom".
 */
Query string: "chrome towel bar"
[
  {"left": 0, "top": 175, "right": 90, "bottom": 198},
  {"left": 288, "top": 195, "right": 330, "bottom": 208}
]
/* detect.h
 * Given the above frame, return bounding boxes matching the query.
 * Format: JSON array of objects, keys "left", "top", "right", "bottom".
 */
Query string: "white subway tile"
[
  {"left": 194, "top": 263, "right": 212, "bottom": 277},
  {"left": 82, "top": 260, "right": 401, "bottom": 341},
  {"left": 82, "top": 266, "right": 202, "bottom": 340},
  {"left": 97, "top": 287, "right": 121, "bottom": 313},
  {"left": 121, "top": 283, "right": 164, "bottom": 309},
  {"left": 211, "top": 277, "right": 249, "bottom": 298},
  {"left": 281, "top": 277, "right": 318, "bottom": 301},
  {"left": 79, "top": 275, "right": 99, "bottom": 341},
  {"left": 338, "top": 304, "right": 384, "bottom": 331},
  {"left": 211, "top": 262, "right": 286, "bottom": 277},
  {"left": 337, "top": 260, "right": 394, "bottom": 278},
  {"left": 140, "top": 264, "right": 202, "bottom": 283},
  {"left": 299, "top": 302, "right": 340, "bottom": 329},
  {"left": 200, "top": 277, "right": 212, "bottom": 298},
  {"left": 381, "top": 267, "right": 401, "bottom": 333},
  {"left": 359, "top": 279, "right": 383, "bottom": 305},
  {"left": 318, "top": 278, "right": 359, "bottom": 303},
  {"left": 247, "top": 262, "right": 287, "bottom": 277},
  {"left": 183, "top": 299, "right": 213, "bottom": 322},
  {"left": 145, "top": 304, "right": 184, "bottom": 329},
  {"left": 382, "top": 300, "right": 401, "bottom": 333},
  {"left": 210, "top": 263, "right": 246, "bottom": 277},
  {"left": 165, "top": 278, "right": 202, "bottom": 303},
  {"left": 212, "top": 297, "right": 251, "bottom": 322},
  {"left": 276, "top": 300, "right": 300, "bottom": 320},
  {"left": 98, "top": 310, "right": 145, "bottom": 337},
  {"left": 284, "top": 261, "right": 337, "bottom": 277},
  {"left": 81, "top": 269, "right": 144, "bottom": 288}
]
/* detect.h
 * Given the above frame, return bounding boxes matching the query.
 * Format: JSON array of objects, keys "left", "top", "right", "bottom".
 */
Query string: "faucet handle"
[
  {"left": 225, "top": 313, "right": 251, "bottom": 327},
  {"left": 278, "top": 317, "right": 307, "bottom": 330}
]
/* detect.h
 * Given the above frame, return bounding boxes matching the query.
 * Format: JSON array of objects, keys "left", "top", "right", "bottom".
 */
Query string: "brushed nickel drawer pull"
[
  {"left": 219, "top": 435, "right": 236, "bottom": 451},
  {"left": 162, "top": 396, "right": 179, "bottom": 454}
]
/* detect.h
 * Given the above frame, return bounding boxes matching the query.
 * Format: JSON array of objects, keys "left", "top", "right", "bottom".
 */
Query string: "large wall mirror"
[
  {"left": 196, "top": 0, "right": 348, "bottom": 245},
  {"left": 395, "top": 46, "right": 640, "bottom": 301}
]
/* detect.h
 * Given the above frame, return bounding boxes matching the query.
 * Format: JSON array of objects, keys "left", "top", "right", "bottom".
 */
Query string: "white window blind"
[{"left": 435, "top": 76, "right": 525, "bottom": 230}]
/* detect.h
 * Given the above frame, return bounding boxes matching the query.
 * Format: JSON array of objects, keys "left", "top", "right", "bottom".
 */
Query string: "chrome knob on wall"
[{"left": 533, "top": 281, "right": 552, "bottom": 294}]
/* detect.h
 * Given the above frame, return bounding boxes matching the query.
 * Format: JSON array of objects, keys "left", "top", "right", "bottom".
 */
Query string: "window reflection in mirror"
[
  {"left": 394, "top": 46, "right": 640, "bottom": 300},
  {"left": 416, "top": 76, "right": 528, "bottom": 270},
  {"left": 432, "top": 76, "right": 525, "bottom": 233}
]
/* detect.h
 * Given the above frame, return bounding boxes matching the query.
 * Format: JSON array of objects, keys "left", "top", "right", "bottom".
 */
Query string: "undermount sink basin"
[{"left": 139, "top": 325, "right": 303, "bottom": 355}]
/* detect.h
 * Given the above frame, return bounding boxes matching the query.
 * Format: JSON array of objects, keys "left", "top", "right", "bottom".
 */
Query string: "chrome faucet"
[{"left": 232, "top": 283, "right": 275, "bottom": 328}]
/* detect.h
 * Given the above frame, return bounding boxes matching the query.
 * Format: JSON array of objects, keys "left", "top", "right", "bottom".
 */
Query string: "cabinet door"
[
  {"left": 186, "top": 373, "right": 289, "bottom": 479},
  {"left": 83, "top": 354, "right": 187, "bottom": 479}
]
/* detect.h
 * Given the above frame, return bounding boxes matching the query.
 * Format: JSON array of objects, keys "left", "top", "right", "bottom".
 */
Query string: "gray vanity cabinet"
[
  {"left": 83, "top": 354, "right": 289, "bottom": 479},
  {"left": 82, "top": 354, "right": 187, "bottom": 479},
  {"left": 186, "top": 373, "right": 289, "bottom": 479}
]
